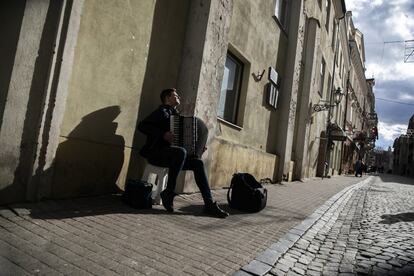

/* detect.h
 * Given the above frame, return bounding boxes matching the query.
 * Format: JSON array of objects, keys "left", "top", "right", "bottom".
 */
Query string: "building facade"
[
  {"left": 0, "top": 0, "right": 376, "bottom": 204},
  {"left": 340, "top": 14, "right": 377, "bottom": 175},
  {"left": 393, "top": 115, "right": 414, "bottom": 177}
]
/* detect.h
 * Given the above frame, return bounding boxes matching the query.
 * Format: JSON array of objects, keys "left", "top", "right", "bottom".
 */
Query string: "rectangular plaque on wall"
[
  {"left": 267, "top": 83, "right": 279, "bottom": 109},
  {"left": 268, "top": 67, "right": 279, "bottom": 86},
  {"left": 267, "top": 67, "right": 280, "bottom": 109}
]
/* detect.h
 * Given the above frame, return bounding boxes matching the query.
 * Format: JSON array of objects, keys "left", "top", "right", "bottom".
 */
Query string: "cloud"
[
  {"left": 376, "top": 100, "right": 413, "bottom": 126},
  {"left": 366, "top": 60, "right": 414, "bottom": 82},
  {"left": 385, "top": 3, "right": 414, "bottom": 38},
  {"left": 346, "top": 0, "right": 384, "bottom": 16},
  {"left": 399, "top": 93, "right": 414, "bottom": 101},
  {"left": 378, "top": 121, "right": 407, "bottom": 142}
]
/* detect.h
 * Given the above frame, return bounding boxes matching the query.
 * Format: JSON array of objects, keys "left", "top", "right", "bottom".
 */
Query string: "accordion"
[{"left": 170, "top": 115, "right": 208, "bottom": 158}]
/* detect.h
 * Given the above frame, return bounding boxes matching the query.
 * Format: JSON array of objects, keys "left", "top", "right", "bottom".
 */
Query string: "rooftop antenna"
[{"left": 404, "top": 40, "right": 414, "bottom": 63}]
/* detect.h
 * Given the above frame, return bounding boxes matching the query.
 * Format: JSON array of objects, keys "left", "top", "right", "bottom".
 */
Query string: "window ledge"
[{"left": 217, "top": 117, "right": 243, "bottom": 131}]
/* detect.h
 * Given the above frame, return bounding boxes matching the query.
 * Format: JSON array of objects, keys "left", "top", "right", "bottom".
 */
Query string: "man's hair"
[{"left": 160, "top": 88, "right": 176, "bottom": 103}]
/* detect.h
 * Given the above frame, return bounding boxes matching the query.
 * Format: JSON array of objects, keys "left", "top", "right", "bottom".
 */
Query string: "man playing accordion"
[{"left": 138, "top": 88, "right": 229, "bottom": 218}]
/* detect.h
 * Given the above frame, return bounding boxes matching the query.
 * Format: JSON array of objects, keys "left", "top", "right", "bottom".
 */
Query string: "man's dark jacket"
[{"left": 138, "top": 104, "right": 178, "bottom": 158}]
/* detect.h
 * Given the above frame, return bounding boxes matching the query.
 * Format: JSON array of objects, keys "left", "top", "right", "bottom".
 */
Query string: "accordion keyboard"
[{"left": 170, "top": 115, "right": 197, "bottom": 156}]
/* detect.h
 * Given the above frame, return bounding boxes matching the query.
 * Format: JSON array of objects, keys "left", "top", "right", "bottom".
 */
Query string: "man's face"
[{"left": 165, "top": 91, "right": 181, "bottom": 107}]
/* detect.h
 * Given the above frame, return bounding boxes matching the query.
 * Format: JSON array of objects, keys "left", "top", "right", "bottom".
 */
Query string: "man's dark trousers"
[{"left": 147, "top": 146, "right": 213, "bottom": 205}]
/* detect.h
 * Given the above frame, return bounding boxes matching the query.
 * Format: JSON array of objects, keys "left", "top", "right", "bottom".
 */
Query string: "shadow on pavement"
[
  {"left": 377, "top": 174, "right": 414, "bottom": 185},
  {"left": 379, "top": 212, "right": 414, "bottom": 224},
  {"left": 25, "top": 194, "right": 214, "bottom": 219}
]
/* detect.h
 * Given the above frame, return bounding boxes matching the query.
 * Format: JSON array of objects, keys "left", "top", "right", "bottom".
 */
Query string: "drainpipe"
[
  {"left": 324, "top": 13, "right": 346, "bottom": 178},
  {"left": 339, "top": 72, "right": 350, "bottom": 174}
]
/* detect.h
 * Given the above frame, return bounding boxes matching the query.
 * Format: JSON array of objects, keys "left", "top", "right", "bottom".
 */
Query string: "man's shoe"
[
  {"left": 204, "top": 202, "right": 229, "bottom": 218},
  {"left": 160, "top": 190, "right": 176, "bottom": 212}
]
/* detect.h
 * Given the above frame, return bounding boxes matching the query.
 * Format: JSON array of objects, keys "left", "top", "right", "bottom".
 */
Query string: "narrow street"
[
  {"left": 237, "top": 174, "right": 414, "bottom": 276},
  {"left": 1, "top": 174, "right": 413, "bottom": 275}
]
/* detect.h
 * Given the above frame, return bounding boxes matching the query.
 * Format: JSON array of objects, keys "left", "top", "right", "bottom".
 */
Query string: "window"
[
  {"left": 319, "top": 58, "right": 326, "bottom": 96},
  {"left": 217, "top": 53, "right": 243, "bottom": 124},
  {"left": 274, "top": 0, "right": 288, "bottom": 29},
  {"left": 325, "top": 0, "right": 331, "bottom": 31}
]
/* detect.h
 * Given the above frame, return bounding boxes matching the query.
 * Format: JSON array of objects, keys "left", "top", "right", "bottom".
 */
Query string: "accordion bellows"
[{"left": 170, "top": 115, "right": 208, "bottom": 158}]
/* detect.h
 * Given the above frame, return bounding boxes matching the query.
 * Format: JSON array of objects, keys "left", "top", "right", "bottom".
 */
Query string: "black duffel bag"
[
  {"left": 227, "top": 173, "right": 267, "bottom": 212},
  {"left": 121, "top": 179, "right": 153, "bottom": 209}
]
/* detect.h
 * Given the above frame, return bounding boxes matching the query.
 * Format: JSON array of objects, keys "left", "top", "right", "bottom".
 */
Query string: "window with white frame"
[
  {"left": 274, "top": 0, "right": 288, "bottom": 29},
  {"left": 217, "top": 53, "right": 243, "bottom": 124}
]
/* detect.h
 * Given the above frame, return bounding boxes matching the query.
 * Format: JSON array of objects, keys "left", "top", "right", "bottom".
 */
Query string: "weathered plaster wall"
[
  {"left": 0, "top": 0, "right": 53, "bottom": 203},
  {"left": 275, "top": 0, "right": 306, "bottom": 182},
  {"left": 203, "top": 0, "right": 285, "bottom": 188},
  {"left": 208, "top": 137, "right": 278, "bottom": 188},
  {"left": 30, "top": 0, "right": 85, "bottom": 200},
  {"left": 221, "top": 0, "right": 285, "bottom": 149},
  {"left": 172, "top": 0, "right": 234, "bottom": 193},
  {"left": 51, "top": 0, "right": 189, "bottom": 198},
  {"left": 293, "top": 16, "right": 320, "bottom": 180},
  {"left": 51, "top": 0, "right": 192, "bottom": 198}
]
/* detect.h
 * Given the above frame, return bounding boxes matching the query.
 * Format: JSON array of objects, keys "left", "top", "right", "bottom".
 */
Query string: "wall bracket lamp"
[{"left": 313, "top": 87, "right": 343, "bottom": 112}]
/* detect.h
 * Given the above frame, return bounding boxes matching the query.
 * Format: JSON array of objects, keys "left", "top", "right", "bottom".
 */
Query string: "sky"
[{"left": 345, "top": 0, "right": 414, "bottom": 150}]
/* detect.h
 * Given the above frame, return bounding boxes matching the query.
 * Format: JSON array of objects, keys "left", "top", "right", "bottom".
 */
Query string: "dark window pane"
[{"left": 218, "top": 54, "right": 243, "bottom": 123}]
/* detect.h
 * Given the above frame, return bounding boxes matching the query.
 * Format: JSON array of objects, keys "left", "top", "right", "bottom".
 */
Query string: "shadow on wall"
[
  {"left": 0, "top": 0, "right": 26, "bottom": 132},
  {"left": 126, "top": 0, "right": 190, "bottom": 181},
  {"left": 51, "top": 106, "right": 124, "bottom": 198},
  {"left": 0, "top": 0, "right": 66, "bottom": 205}
]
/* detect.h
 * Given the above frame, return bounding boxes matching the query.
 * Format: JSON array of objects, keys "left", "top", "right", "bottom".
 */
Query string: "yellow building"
[{"left": 0, "top": 0, "right": 376, "bottom": 204}]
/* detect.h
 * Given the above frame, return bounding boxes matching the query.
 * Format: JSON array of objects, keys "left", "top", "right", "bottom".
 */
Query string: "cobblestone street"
[
  {"left": 1, "top": 174, "right": 413, "bottom": 275},
  {"left": 237, "top": 174, "right": 414, "bottom": 276},
  {"left": 0, "top": 175, "right": 362, "bottom": 275}
]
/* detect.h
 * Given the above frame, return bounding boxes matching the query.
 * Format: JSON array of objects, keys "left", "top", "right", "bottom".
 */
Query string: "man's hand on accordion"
[{"left": 163, "top": 131, "right": 174, "bottom": 143}]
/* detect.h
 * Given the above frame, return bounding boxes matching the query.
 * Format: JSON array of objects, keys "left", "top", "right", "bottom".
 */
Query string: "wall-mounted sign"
[
  {"left": 267, "top": 67, "right": 279, "bottom": 109},
  {"left": 268, "top": 67, "right": 279, "bottom": 86},
  {"left": 267, "top": 83, "right": 279, "bottom": 109}
]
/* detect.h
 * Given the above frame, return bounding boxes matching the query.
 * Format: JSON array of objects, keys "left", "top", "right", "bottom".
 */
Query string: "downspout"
[
  {"left": 339, "top": 71, "right": 349, "bottom": 174},
  {"left": 324, "top": 14, "right": 345, "bottom": 178}
]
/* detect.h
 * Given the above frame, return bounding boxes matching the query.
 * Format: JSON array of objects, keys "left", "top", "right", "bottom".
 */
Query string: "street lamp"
[
  {"left": 313, "top": 87, "right": 344, "bottom": 112},
  {"left": 333, "top": 87, "right": 344, "bottom": 105},
  {"left": 322, "top": 87, "right": 344, "bottom": 178},
  {"left": 312, "top": 87, "right": 345, "bottom": 178}
]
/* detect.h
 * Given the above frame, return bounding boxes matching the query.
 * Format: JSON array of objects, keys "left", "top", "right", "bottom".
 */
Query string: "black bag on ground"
[
  {"left": 121, "top": 179, "right": 153, "bottom": 209},
  {"left": 227, "top": 173, "right": 267, "bottom": 212}
]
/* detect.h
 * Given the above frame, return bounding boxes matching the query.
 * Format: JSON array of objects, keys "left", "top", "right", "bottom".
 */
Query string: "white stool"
[{"left": 142, "top": 164, "right": 168, "bottom": 205}]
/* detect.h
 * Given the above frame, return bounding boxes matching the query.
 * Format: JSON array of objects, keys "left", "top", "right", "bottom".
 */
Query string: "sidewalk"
[{"left": 0, "top": 175, "right": 366, "bottom": 275}]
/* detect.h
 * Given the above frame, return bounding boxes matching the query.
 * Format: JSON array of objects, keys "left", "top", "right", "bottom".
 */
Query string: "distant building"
[
  {"left": 393, "top": 115, "right": 414, "bottom": 177},
  {"left": 368, "top": 147, "right": 393, "bottom": 173}
]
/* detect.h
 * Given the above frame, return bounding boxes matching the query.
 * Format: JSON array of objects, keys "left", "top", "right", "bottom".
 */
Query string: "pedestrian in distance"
[
  {"left": 137, "top": 88, "right": 229, "bottom": 218},
  {"left": 354, "top": 159, "right": 363, "bottom": 177}
]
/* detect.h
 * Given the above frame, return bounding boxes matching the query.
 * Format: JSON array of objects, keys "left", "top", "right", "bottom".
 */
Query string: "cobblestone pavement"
[
  {"left": 236, "top": 174, "right": 414, "bottom": 276},
  {"left": 0, "top": 175, "right": 363, "bottom": 275}
]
